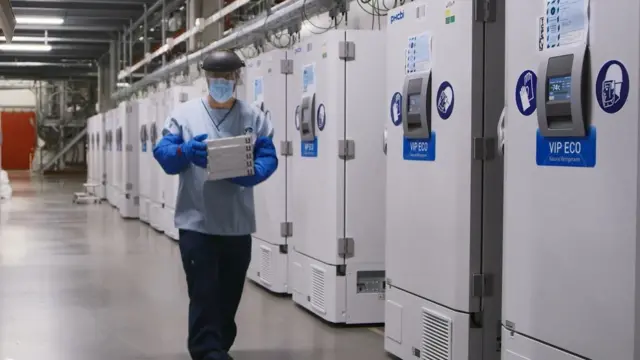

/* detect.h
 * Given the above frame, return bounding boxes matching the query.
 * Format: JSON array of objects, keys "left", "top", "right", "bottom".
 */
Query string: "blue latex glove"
[
  {"left": 154, "top": 133, "right": 208, "bottom": 174},
  {"left": 180, "top": 134, "right": 209, "bottom": 168},
  {"left": 228, "top": 136, "right": 278, "bottom": 187}
]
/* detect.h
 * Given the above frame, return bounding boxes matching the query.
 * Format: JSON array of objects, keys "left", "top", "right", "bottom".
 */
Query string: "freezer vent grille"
[
  {"left": 420, "top": 308, "right": 453, "bottom": 360},
  {"left": 311, "top": 265, "right": 327, "bottom": 314},
  {"left": 259, "top": 245, "right": 272, "bottom": 286}
]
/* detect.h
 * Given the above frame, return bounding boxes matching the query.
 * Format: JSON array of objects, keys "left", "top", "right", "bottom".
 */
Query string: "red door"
[{"left": 1, "top": 111, "right": 36, "bottom": 170}]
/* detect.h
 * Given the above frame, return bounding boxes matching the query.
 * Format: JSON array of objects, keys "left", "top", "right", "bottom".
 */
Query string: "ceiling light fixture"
[
  {"left": 0, "top": 36, "right": 45, "bottom": 42},
  {"left": 0, "top": 43, "right": 52, "bottom": 52},
  {"left": 15, "top": 16, "right": 64, "bottom": 25}
]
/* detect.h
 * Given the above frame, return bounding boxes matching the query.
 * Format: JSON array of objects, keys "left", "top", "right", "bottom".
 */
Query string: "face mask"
[{"left": 208, "top": 78, "right": 235, "bottom": 103}]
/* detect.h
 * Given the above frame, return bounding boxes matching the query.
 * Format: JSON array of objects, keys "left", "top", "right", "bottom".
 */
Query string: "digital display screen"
[
  {"left": 548, "top": 76, "right": 571, "bottom": 101},
  {"left": 408, "top": 94, "right": 420, "bottom": 113}
]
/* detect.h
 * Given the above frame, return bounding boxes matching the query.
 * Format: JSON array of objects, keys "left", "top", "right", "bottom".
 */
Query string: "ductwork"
[{"left": 0, "top": 0, "right": 16, "bottom": 42}]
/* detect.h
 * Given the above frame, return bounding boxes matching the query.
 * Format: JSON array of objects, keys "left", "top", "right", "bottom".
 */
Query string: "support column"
[
  {"left": 188, "top": 0, "right": 203, "bottom": 51},
  {"left": 109, "top": 39, "right": 118, "bottom": 109},
  {"left": 201, "top": 0, "right": 224, "bottom": 46}
]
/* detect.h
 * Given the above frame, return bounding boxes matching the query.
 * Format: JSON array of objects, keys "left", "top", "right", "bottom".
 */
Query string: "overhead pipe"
[
  {"left": 126, "top": 0, "right": 164, "bottom": 36},
  {"left": 117, "top": 0, "right": 253, "bottom": 80},
  {"left": 112, "top": 0, "right": 326, "bottom": 100}
]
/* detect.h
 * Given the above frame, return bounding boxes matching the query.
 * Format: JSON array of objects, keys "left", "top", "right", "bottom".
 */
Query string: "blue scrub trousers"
[{"left": 178, "top": 229, "right": 252, "bottom": 360}]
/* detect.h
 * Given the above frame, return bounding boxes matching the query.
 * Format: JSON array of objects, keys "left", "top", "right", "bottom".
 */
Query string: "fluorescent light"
[
  {"left": 0, "top": 36, "right": 45, "bottom": 42},
  {"left": 16, "top": 17, "right": 65, "bottom": 25},
  {"left": 117, "top": 82, "right": 131, "bottom": 88},
  {"left": 0, "top": 44, "right": 52, "bottom": 52}
]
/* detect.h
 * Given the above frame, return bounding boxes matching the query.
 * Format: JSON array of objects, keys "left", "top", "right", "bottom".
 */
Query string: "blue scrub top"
[{"left": 162, "top": 97, "right": 274, "bottom": 236}]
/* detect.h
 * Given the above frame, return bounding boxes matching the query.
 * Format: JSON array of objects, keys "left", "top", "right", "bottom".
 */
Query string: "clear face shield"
[{"left": 205, "top": 71, "right": 240, "bottom": 103}]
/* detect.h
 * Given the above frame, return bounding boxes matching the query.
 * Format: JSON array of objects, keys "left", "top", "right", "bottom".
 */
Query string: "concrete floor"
[{"left": 0, "top": 173, "right": 389, "bottom": 360}]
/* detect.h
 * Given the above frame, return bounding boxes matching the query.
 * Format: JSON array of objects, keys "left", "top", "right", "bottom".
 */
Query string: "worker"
[{"left": 152, "top": 50, "right": 278, "bottom": 360}]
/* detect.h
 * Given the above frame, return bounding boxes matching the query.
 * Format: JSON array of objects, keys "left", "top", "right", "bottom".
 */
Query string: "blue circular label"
[
  {"left": 317, "top": 104, "right": 326, "bottom": 131},
  {"left": 437, "top": 82, "right": 455, "bottom": 120},
  {"left": 390, "top": 92, "right": 402, "bottom": 126},
  {"left": 295, "top": 105, "right": 301, "bottom": 130},
  {"left": 515, "top": 70, "right": 538, "bottom": 116},
  {"left": 596, "top": 60, "right": 630, "bottom": 114}
]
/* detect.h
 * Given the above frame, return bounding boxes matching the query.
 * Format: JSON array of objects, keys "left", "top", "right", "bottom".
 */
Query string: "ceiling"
[{"left": 0, "top": 0, "right": 178, "bottom": 79}]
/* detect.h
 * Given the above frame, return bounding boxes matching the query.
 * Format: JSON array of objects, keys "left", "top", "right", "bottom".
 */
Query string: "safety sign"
[
  {"left": 317, "top": 104, "right": 326, "bottom": 131},
  {"left": 403, "top": 134, "right": 436, "bottom": 161},
  {"left": 437, "top": 82, "right": 455, "bottom": 120},
  {"left": 390, "top": 92, "right": 403, "bottom": 126},
  {"left": 596, "top": 60, "right": 629, "bottom": 114},
  {"left": 544, "top": 0, "right": 589, "bottom": 50},
  {"left": 515, "top": 70, "right": 538, "bottom": 116},
  {"left": 536, "top": 126, "right": 596, "bottom": 167},
  {"left": 295, "top": 105, "right": 301, "bottom": 130},
  {"left": 301, "top": 137, "right": 318, "bottom": 158}
]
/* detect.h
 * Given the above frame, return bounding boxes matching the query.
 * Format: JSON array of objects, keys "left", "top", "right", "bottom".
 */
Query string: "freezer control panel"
[
  {"left": 537, "top": 46, "right": 588, "bottom": 137},
  {"left": 299, "top": 93, "right": 316, "bottom": 141},
  {"left": 402, "top": 71, "right": 432, "bottom": 139}
]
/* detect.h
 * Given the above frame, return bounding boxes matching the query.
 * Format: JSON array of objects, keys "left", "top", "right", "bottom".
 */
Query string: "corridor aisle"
[{"left": 0, "top": 173, "right": 388, "bottom": 360}]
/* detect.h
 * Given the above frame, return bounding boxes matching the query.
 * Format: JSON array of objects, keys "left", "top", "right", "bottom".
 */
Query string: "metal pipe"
[
  {"left": 16, "top": 24, "right": 120, "bottom": 32},
  {"left": 118, "top": 0, "right": 253, "bottom": 80},
  {"left": 113, "top": 0, "right": 321, "bottom": 100},
  {"left": 97, "top": 61, "right": 102, "bottom": 112},
  {"left": 129, "top": 19, "right": 133, "bottom": 84},
  {"left": 161, "top": 0, "right": 166, "bottom": 66},
  {"left": 143, "top": 3, "right": 149, "bottom": 75},
  {"left": 122, "top": 25, "right": 128, "bottom": 74},
  {"left": 126, "top": 0, "right": 163, "bottom": 36},
  {"left": 117, "top": 32, "right": 122, "bottom": 72},
  {"left": 109, "top": 40, "right": 117, "bottom": 97}
]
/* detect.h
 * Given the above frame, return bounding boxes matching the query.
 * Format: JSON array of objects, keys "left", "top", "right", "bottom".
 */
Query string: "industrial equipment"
[
  {"left": 105, "top": 109, "right": 116, "bottom": 207},
  {"left": 113, "top": 104, "right": 125, "bottom": 210},
  {"left": 501, "top": 1, "right": 638, "bottom": 359},
  {"left": 383, "top": 1, "right": 505, "bottom": 359},
  {"left": 138, "top": 94, "right": 152, "bottom": 224},
  {"left": 95, "top": 113, "right": 106, "bottom": 200},
  {"left": 289, "top": 30, "right": 387, "bottom": 324},
  {"left": 244, "top": 50, "right": 293, "bottom": 294},
  {"left": 118, "top": 99, "right": 140, "bottom": 219},
  {"left": 149, "top": 83, "right": 168, "bottom": 232}
]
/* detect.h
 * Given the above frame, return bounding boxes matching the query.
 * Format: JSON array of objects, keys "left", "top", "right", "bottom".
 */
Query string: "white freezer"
[
  {"left": 290, "top": 30, "right": 387, "bottom": 324},
  {"left": 95, "top": 113, "right": 106, "bottom": 199},
  {"left": 113, "top": 103, "right": 125, "bottom": 210},
  {"left": 244, "top": 50, "right": 293, "bottom": 294},
  {"left": 118, "top": 100, "right": 140, "bottom": 219},
  {"left": 502, "top": 0, "right": 640, "bottom": 360},
  {"left": 384, "top": 1, "right": 505, "bottom": 359},
  {"left": 149, "top": 85, "right": 168, "bottom": 232},
  {"left": 105, "top": 109, "right": 117, "bottom": 207},
  {"left": 138, "top": 95, "right": 152, "bottom": 223},
  {"left": 87, "top": 115, "right": 97, "bottom": 193}
]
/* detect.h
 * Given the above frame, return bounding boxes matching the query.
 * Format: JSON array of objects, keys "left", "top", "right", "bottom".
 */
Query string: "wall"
[{"left": 0, "top": 111, "right": 37, "bottom": 170}]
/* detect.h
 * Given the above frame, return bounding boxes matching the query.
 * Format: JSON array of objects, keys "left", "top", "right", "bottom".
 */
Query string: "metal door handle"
[
  {"left": 497, "top": 106, "right": 506, "bottom": 156},
  {"left": 383, "top": 128, "right": 388, "bottom": 155}
]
